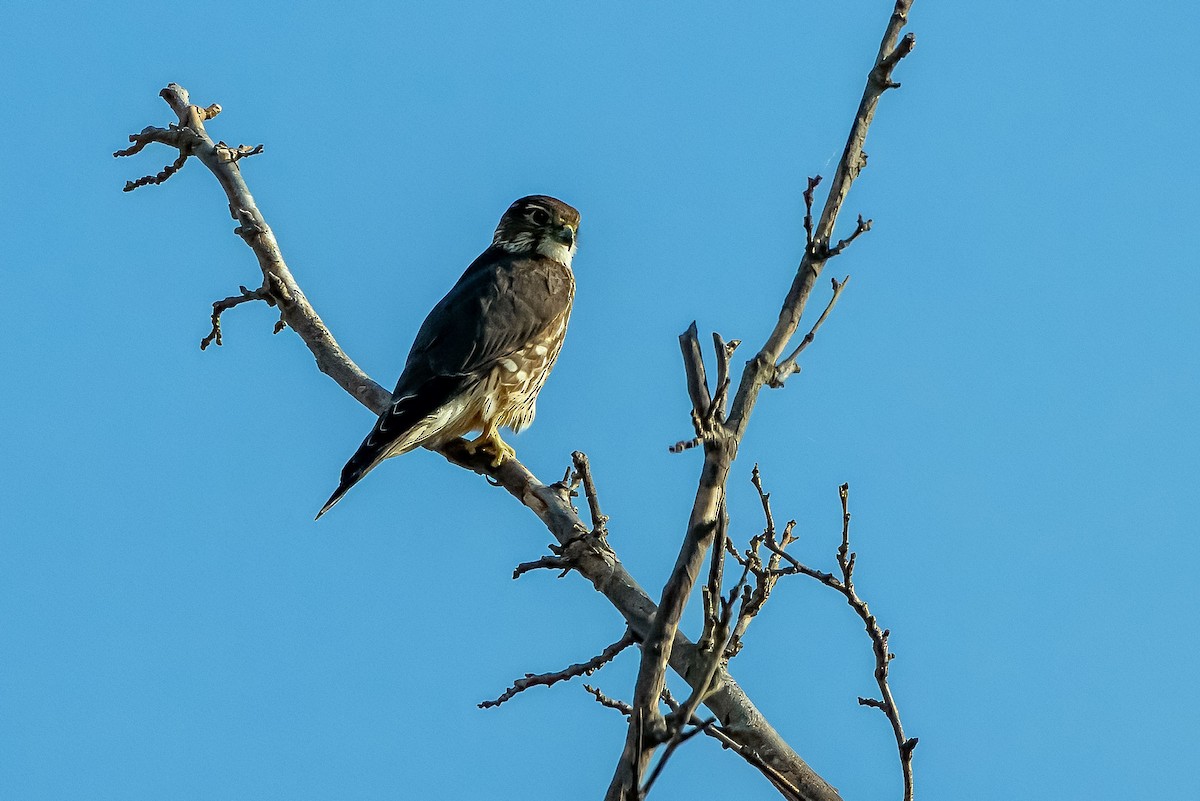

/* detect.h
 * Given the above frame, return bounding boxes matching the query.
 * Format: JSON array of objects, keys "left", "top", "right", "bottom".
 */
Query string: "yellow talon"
[{"left": 465, "top": 427, "right": 516, "bottom": 467}]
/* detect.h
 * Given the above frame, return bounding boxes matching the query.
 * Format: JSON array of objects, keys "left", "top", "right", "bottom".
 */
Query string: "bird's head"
[{"left": 492, "top": 195, "right": 580, "bottom": 266}]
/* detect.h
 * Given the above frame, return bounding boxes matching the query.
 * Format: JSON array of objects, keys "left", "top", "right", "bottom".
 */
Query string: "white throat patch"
[{"left": 536, "top": 238, "right": 576, "bottom": 267}]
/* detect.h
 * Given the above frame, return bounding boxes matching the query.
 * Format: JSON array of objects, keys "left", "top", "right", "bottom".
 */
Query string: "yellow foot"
[{"left": 464, "top": 429, "right": 516, "bottom": 467}]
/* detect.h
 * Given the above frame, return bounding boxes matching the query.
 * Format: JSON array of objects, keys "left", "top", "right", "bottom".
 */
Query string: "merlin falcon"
[{"left": 316, "top": 195, "right": 580, "bottom": 518}]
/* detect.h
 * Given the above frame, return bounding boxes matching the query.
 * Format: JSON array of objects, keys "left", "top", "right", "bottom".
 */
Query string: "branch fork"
[
  {"left": 670, "top": 324, "right": 739, "bottom": 453},
  {"left": 120, "top": 2, "right": 919, "bottom": 790},
  {"left": 770, "top": 275, "right": 851, "bottom": 388}
]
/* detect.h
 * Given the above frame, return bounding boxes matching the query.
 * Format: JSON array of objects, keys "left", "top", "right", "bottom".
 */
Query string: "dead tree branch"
[
  {"left": 480, "top": 630, "right": 635, "bottom": 709},
  {"left": 117, "top": 85, "right": 841, "bottom": 801},
  {"left": 771, "top": 276, "right": 851, "bottom": 388},
  {"left": 835, "top": 484, "right": 917, "bottom": 801},
  {"left": 585, "top": 684, "right": 635, "bottom": 716},
  {"left": 605, "top": 2, "right": 915, "bottom": 797},
  {"left": 755, "top": 483, "right": 917, "bottom": 801},
  {"left": 725, "top": 466, "right": 800, "bottom": 658},
  {"left": 199, "top": 284, "right": 277, "bottom": 350},
  {"left": 116, "top": 84, "right": 386, "bottom": 408},
  {"left": 572, "top": 451, "right": 610, "bottom": 540},
  {"left": 727, "top": 0, "right": 915, "bottom": 432}
]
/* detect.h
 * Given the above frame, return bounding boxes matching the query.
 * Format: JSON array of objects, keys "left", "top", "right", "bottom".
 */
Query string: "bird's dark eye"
[{"left": 529, "top": 207, "right": 551, "bottom": 225}]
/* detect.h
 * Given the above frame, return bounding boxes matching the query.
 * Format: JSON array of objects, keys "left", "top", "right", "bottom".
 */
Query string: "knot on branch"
[
  {"left": 509, "top": 451, "right": 618, "bottom": 584},
  {"left": 233, "top": 207, "right": 268, "bottom": 241},
  {"left": 511, "top": 526, "right": 606, "bottom": 579}
]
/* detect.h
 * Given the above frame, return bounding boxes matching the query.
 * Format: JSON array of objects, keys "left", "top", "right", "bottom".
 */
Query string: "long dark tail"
[{"left": 315, "top": 375, "right": 465, "bottom": 519}]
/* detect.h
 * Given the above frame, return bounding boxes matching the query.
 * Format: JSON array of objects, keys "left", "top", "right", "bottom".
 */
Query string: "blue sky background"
[{"left": 2, "top": 2, "right": 1197, "bottom": 799}]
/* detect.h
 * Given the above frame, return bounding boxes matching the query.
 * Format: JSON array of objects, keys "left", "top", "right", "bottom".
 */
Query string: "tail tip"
[{"left": 315, "top": 488, "right": 344, "bottom": 521}]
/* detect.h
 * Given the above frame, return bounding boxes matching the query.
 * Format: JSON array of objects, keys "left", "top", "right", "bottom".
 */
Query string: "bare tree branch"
[
  {"left": 512, "top": 554, "right": 573, "bottom": 579},
  {"left": 584, "top": 683, "right": 635, "bottom": 716},
  {"left": 725, "top": 466, "right": 800, "bottom": 658},
  {"left": 835, "top": 484, "right": 917, "bottom": 801},
  {"left": 756, "top": 483, "right": 918, "bottom": 801},
  {"left": 605, "top": 2, "right": 916, "bottom": 797},
  {"left": 199, "top": 284, "right": 276, "bottom": 350},
  {"left": 726, "top": 0, "right": 915, "bottom": 436},
  {"left": 480, "top": 630, "right": 635, "bottom": 709},
  {"left": 116, "top": 84, "right": 388, "bottom": 410},
  {"left": 118, "top": 84, "right": 842, "bottom": 801},
  {"left": 679, "top": 321, "right": 712, "bottom": 422},
  {"left": 771, "top": 276, "right": 851, "bottom": 388}
]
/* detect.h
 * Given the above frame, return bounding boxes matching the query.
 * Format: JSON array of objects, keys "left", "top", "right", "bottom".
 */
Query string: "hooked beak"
[{"left": 556, "top": 224, "right": 577, "bottom": 248}]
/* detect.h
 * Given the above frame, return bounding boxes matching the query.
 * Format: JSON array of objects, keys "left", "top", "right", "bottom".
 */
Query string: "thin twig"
[
  {"left": 726, "top": 466, "right": 799, "bottom": 657},
  {"left": 123, "top": 151, "right": 189, "bottom": 192},
  {"left": 512, "top": 554, "right": 572, "bottom": 579},
  {"left": 763, "top": 484, "right": 917, "bottom": 801},
  {"left": 480, "top": 630, "right": 635, "bottom": 709},
  {"left": 803, "top": 175, "right": 823, "bottom": 249},
  {"left": 584, "top": 684, "right": 635, "bottom": 716},
  {"left": 822, "top": 214, "right": 873, "bottom": 258},
  {"left": 709, "top": 333, "right": 740, "bottom": 423},
  {"left": 199, "top": 285, "right": 273, "bottom": 350},
  {"left": 771, "top": 275, "right": 851, "bottom": 388},
  {"left": 835, "top": 483, "right": 916, "bottom": 801}
]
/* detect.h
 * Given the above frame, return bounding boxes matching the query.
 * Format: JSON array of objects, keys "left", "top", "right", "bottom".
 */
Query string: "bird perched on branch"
[{"left": 316, "top": 195, "right": 580, "bottom": 519}]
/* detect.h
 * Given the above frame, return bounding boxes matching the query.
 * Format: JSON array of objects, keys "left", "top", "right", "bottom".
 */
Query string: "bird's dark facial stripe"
[{"left": 493, "top": 196, "right": 580, "bottom": 259}]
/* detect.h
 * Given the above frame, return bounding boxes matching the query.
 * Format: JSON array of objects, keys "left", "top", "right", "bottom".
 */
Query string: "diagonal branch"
[
  {"left": 117, "top": 83, "right": 387, "bottom": 410},
  {"left": 771, "top": 275, "right": 851, "bottom": 388},
  {"left": 117, "top": 84, "right": 841, "bottom": 801},
  {"left": 726, "top": 0, "right": 915, "bottom": 436},
  {"left": 479, "top": 629, "right": 635, "bottom": 709}
]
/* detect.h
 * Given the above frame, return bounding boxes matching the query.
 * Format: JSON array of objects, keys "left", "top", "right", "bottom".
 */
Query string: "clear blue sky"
[{"left": 2, "top": 2, "right": 1197, "bottom": 799}]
